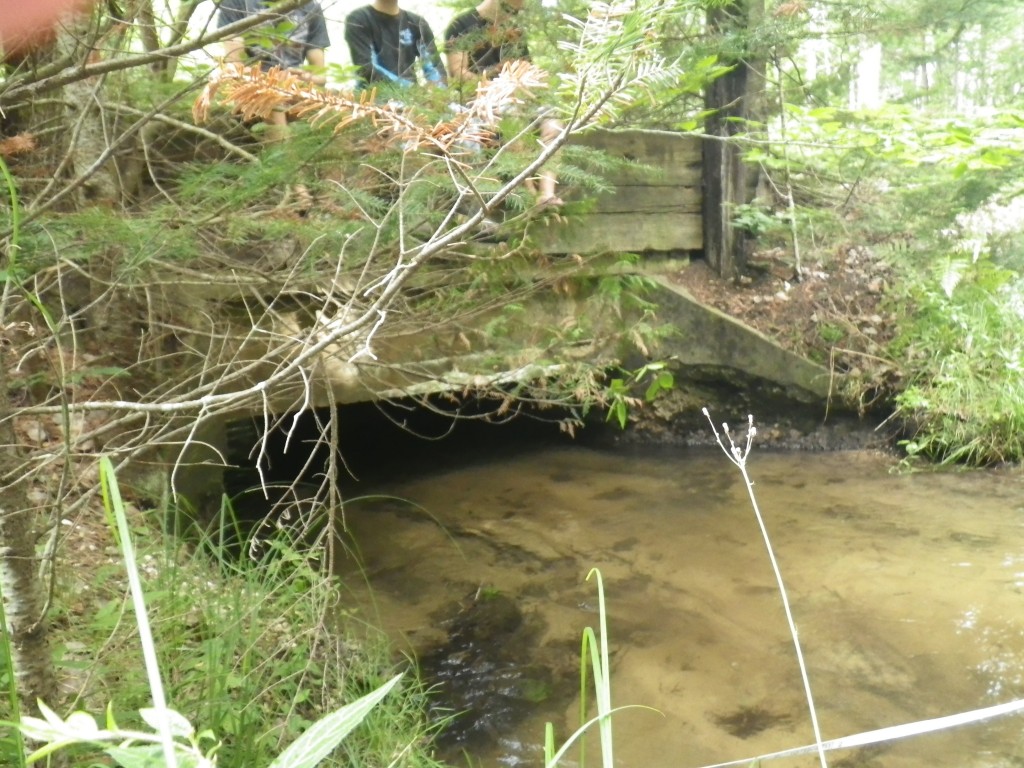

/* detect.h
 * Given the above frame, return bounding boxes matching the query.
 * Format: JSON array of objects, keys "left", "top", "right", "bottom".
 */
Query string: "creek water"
[{"left": 330, "top": 441, "right": 1024, "bottom": 768}]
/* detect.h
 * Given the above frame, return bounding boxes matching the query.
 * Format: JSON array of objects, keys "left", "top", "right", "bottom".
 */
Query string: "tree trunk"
[
  {"left": 0, "top": 355, "right": 56, "bottom": 716},
  {"left": 702, "top": 0, "right": 764, "bottom": 281},
  {"left": 3, "top": 6, "right": 134, "bottom": 211},
  {"left": 0, "top": 8, "right": 101, "bottom": 721}
]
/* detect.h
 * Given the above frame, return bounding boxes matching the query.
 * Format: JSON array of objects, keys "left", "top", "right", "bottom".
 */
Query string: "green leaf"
[
  {"left": 267, "top": 673, "right": 403, "bottom": 768},
  {"left": 64, "top": 711, "right": 102, "bottom": 738},
  {"left": 37, "top": 700, "right": 65, "bottom": 730},
  {"left": 25, "top": 740, "right": 75, "bottom": 765},
  {"left": 105, "top": 744, "right": 207, "bottom": 768},
  {"left": 947, "top": 126, "right": 975, "bottom": 145},
  {"left": 606, "top": 400, "right": 628, "bottom": 429},
  {"left": 140, "top": 708, "right": 194, "bottom": 740},
  {"left": 104, "top": 744, "right": 164, "bottom": 768},
  {"left": 644, "top": 371, "right": 674, "bottom": 401}
]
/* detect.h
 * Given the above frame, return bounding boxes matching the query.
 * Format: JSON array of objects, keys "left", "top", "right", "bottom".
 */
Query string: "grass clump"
[
  {"left": 886, "top": 206, "right": 1024, "bottom": 465},
  {"left": 5, "top": 480, "right": 443, "bottom": 768}
]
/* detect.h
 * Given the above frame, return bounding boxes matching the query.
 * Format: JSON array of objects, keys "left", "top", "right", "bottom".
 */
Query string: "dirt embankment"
[{"left": 620, "top": 246, "right": 902, "bottom": 452}]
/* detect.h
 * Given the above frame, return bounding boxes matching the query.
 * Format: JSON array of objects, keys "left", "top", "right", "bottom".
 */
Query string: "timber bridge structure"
[{"left": 176, "top": 127, "right": 840, "bottom": 514}]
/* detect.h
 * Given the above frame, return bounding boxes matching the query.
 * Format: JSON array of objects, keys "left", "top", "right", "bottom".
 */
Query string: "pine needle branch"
[{"left": 193, "top": 61, "right": 549, "bottom": 156}]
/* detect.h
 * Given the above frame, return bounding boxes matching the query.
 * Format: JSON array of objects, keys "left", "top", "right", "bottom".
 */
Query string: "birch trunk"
[{"left": 0, "top": 360, "right": 56, "bottom": 716}]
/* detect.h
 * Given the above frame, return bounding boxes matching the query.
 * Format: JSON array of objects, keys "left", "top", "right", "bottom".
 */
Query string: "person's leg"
[
  {"left": 265, "top": 107, "right": 290, "bottom": 143},
  {"left": 263, "top": 107, "right": 313, "bottom": 210}
]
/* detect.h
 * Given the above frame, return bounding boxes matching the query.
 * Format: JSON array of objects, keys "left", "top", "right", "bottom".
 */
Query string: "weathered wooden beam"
[
  {"left": 536, "top": 212, "right": 703, "bottom": 253},
  {"left": 536, "top": 128, "right": 703, "bottom": 255}
]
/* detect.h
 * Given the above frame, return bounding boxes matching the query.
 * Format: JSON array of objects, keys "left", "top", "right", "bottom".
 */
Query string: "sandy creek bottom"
[{"left": 328, "top": 444, "right": 1024, "bottom": 768}]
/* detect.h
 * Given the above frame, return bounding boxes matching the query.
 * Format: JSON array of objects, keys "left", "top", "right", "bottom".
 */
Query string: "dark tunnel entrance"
[{"left": 222, "top": 395, "right": 598, "bottom": 517}]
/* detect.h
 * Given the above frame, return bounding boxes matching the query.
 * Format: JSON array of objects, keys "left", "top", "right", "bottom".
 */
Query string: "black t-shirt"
[
  {"left": 444, "top": 9, "right": 530, "bottom": 76},
  {"left": 217, "top": 0, "right": 330, "bottom": 70},
  {"left": 344, "top": 5, "right": 446, "bottom": 89}
]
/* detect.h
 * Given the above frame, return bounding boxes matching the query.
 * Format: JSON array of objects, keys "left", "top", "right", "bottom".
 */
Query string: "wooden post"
[{"left": 703, "top": 0, "right": 764, "bottom": 280}]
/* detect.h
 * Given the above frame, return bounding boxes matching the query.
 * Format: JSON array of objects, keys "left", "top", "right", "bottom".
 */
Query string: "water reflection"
[{"left": 332, "top": 446, "right": 1024, "bottom": 767}]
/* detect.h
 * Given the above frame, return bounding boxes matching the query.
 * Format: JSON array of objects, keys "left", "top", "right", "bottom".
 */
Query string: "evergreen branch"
[
  {"left": 13, "top": 7, "right": 663, "bottom": 429},
  {"left": 2, "top": 80, "right": 202, "bottom": 238},
  {"left": 462, "top": 60, "right": 549, "bottom": 126},
  {"left": 106, "top": 103, "right": 259, "bottom": 163},
  {"left": 556, "top": 0, "right": 684, "bottom": 126},
  {"left": 194, "top": 65, "right": 430, "bottom": 145},
  {"left": 193, "top": 61, "right": 549, "bottom": 156}
]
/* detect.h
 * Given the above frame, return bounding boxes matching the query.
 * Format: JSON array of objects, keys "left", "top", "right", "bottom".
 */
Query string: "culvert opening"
[{"left": 223, "top": 394, "right": 592, "bottom": 525}]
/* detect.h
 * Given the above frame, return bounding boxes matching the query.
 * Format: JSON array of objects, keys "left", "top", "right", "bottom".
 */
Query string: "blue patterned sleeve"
[{"left": 418, "top": 19, "right": 447, "bottom": 85}]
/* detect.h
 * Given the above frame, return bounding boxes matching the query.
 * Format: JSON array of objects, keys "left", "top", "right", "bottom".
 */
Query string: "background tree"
[{"left": 703, "top": 0, "right": 766, "bottom": 279}]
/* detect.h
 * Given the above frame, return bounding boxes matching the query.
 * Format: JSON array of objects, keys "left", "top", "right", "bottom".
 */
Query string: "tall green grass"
[
  {"left": 6, "top": 459, "right": 443, "bottom": 768},
  {"left": 890, "top": 270, "right": 1024, "bottom": 465}
]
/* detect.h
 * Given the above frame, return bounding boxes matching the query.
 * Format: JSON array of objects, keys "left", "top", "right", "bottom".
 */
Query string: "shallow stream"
[{"left": 332, "top": 442, "right": 1024, "bottom": 767}]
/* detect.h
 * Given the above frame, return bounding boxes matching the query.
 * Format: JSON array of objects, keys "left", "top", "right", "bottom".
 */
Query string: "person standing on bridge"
[
  {"left": 445, "top": 0, "right": 563, "bottom": 208},
  {"left": 217, "top": 0, "right": 331, "bottom": 143},
  {"left": 344, "top": 0, "right": 446, "bottom": 92}
]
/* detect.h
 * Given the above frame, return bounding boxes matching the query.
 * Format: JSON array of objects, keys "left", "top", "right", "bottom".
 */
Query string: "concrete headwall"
[{"left": 649, "top": 276, "right": 832, "bottom": 402}]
